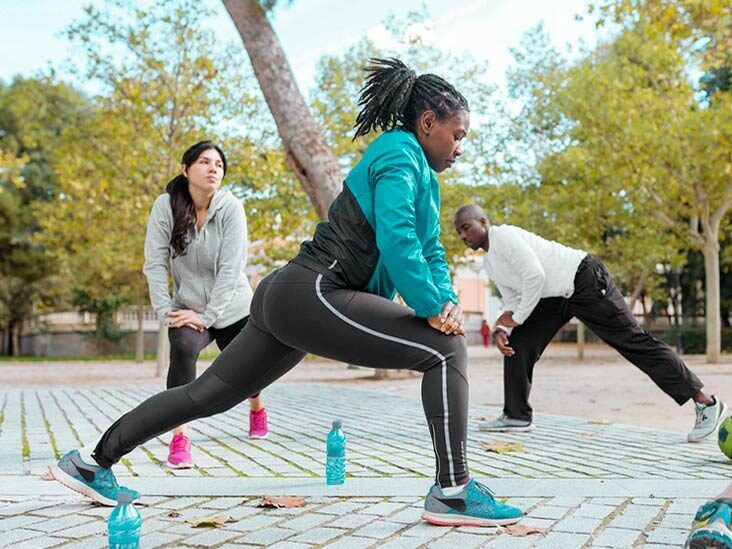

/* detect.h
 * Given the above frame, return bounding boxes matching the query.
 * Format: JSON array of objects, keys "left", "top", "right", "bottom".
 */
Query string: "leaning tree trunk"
[
  {"left": 702, "top": 240, "right": 721, "bottom": 363},
  {"left": 222, "top": 0, "right": 342, "bottom": 219}
]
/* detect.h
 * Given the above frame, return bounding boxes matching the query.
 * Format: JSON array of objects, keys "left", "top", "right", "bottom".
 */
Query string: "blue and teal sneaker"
[
  {"left": 686, "top": 498, "right": 732, "bottom": 549},
  {"left": 49, "top": 449, "right": 139, "bottom": 507},
  {"left": 422, "top": 479, "right": 523, "bottom": 527}
]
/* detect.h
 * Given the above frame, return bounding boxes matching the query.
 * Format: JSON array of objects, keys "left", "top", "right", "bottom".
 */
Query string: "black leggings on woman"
[
  {"left": 167, "top": 316, "right": 259, "bottom": 399},
  {"left": 93, "top": 262, "right": 469, "bottom": 487}
]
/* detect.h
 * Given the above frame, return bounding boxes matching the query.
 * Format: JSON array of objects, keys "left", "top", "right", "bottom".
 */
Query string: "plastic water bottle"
[
  {"left": 108, "top": 488, "right": 141, "bottom": 549},
  {"left": 326, "top": 419, "right": 346, "bottom": 485}
]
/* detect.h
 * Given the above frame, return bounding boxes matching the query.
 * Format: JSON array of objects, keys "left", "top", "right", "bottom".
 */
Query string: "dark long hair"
[
  {"left": 353, "top": 57, "right": 469, "bottom": 139},
  {"left": 165, "top": 140, "right": 227, "bottom": 258}
]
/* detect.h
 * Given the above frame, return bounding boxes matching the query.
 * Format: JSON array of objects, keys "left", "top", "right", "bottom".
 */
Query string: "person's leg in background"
[
  {"left": 166, "top": 326, "right": 212, "bottom": 468},
  {"left": 212, "top": 316, "right": 269, "bottom": 439},
  {"left": 482, "top": 298, "right": 570, "bottom": 432},
  {"left": 569, "top": 257, "right": 724, "bottom": 442}
]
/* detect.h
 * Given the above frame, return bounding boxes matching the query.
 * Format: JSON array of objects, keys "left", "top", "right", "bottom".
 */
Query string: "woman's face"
[
  {"left": 417, "top": 109, "right": 470, "bottom": 173},
  {"left": 183, "top": 148, "right": 225, "bottom": 194}
]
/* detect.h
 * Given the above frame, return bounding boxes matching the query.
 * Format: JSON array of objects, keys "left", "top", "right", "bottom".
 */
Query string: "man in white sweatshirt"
[{"left": 454, "top": 204, "right": 725, "bottom": 442}]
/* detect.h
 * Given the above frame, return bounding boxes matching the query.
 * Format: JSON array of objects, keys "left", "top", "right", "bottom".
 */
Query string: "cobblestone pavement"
[{"left": 1, "top": 383, "right": 729, "bottom": 547}]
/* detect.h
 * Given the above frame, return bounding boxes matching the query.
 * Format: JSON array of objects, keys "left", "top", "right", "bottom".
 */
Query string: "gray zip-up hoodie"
[{"left": 143, "top": 188, "right": 254, "bottom": 329}]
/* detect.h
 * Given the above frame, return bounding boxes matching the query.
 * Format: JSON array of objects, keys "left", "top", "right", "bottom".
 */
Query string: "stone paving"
[{"left": 1, "top": 383, "right": 730, "bottom": 547}]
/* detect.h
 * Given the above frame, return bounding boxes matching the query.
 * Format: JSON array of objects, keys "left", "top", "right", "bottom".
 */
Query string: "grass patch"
[{"left": 20, "top": 394, "right": 30, "bottom": 459}]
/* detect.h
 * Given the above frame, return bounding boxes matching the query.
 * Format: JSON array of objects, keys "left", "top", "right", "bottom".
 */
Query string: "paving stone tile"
[
  {"left": 352, "top": 520, "right": 405, "bottom": 539},
  {"left": 290, "top": 527, "right": 347, "bottom": 544},
  {"left": 592, "top": 527, "right": 641, "bottom": 547},
  {"left": 644, "top": 527, "right": 690, "bottom": 545}
]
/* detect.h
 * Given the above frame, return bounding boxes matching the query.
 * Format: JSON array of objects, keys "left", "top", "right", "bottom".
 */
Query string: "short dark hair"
[{"left": 454, "top": 204, "right": 486, "bottom": 221}]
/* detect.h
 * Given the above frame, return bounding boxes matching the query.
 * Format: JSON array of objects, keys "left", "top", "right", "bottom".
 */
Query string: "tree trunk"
[
  {"left": 135, "top": 294, "right": 145, "bottom": 364},
  {"left": 627, "top": 274, "right": 646, "bottom": 312},
  {"left": 576, "top": 321, "right": 585, "bottom": 360},
  {"left": 156, "top": 322, "right": 169, "bottom": 378},
  {"left": 222, "top": 0, "right": 342, "bottom": 219},
  {"left": 702, "top": 240, "right": 721, "bottom": 363},
  {"left": 9, "top": 320, "right": 20, "bottom": 357}
]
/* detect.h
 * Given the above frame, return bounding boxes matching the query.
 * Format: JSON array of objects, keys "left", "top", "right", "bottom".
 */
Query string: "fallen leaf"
[
  {"left": 481, "top": 441, "right": 525, "bottom": 454},
  {"left": 504, "top": 523, "right": 548, "bottom": 537},
  {"left": 258, "top": 496, "right": 308, "bottom": 509},
  {"left": 588, "top": 419, "right": 610, "bottom": 425},
  {"left": 168, "top": 511, "right": 180, "bottom": 518},
  {"left": 41, "top": 469, "right": 54, "bottom": 481},
  {"left": 186, "top": 515, "right": 234, "bottom": 528}
]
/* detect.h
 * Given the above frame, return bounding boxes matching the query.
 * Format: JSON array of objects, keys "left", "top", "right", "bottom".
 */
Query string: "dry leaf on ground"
[
  {"left": 186, "top": 515, "right": 234, "bottom": 528},
  {"left": 168, "top": 511, "right": 180, "bottom": 518},
  {"left": 258, "top": 496, "right": 308, "bottom": 509},
  {"left": 588, "top": 419, "right": 610, "bottom": 425},
  {"left": 481, "top": 441, "right": 525, "bottom": 453},
  {"left": 504, "top": 523, "right": 548, "bottom": 537},
  {"left": 41, "top": 469, "right": 54, "bottom": 481}
]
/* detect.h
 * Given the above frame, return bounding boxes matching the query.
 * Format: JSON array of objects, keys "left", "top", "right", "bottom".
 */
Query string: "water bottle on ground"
[
  {"left": 108, "top": 488, "right": 141, "bottom": 549},
  {"left": 326, "top": 419, "right": 346, "bottom": 485}
]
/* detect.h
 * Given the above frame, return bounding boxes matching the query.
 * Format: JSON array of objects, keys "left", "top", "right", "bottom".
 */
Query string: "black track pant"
[
  {"left": 167, "top": 316, "right": 259, "bottom": 398},
  {"left": 94, "top": 263, "right": 469, "bottom": 487},
  {"left": 503, "top": 255, "right": 704, "bottom": 421}
]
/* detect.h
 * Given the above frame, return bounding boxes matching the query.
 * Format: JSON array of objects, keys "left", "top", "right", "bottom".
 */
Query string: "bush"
[{"left": 660, "top": 327, "right": 732, "bottom": 354}]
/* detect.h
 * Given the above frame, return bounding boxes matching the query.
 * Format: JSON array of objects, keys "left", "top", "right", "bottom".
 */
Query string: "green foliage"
[
  {"left": 34, "top": 0, "right": 278, "bottom": 307},
  {"left": 660, "top": 327, "right": 732, "bottom": 354},
  {"left": 0, "top": 78, "right": 89, "bottom": 352},
  {"left": 71, "top": 289, "right": 127, "bottom": 342}
]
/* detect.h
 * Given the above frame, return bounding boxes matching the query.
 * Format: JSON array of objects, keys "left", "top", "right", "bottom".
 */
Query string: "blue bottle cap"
[
  {"left": 116, "top": 489, "right": 134, "bottom": 504},
  {"left": 332, "top": 419, "right": 342, "bottom": 429}
]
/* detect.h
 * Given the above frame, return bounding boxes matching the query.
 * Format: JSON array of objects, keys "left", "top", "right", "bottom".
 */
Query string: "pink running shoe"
[
  {"left": 167, "top": 433, "right": 193, "bottom": 469},
  {"left": 249, "top": 408, "right": 269, "bottom": 439}
]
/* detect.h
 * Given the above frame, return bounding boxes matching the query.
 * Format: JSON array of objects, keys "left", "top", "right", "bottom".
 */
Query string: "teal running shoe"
[
  {"left": 49, "top": 449, "right": 139, "bottom": 507},
  {"left": 686, "top": 498, "right": 732, "bottom": 549},
  {"left": 422, "top": 479, "right": 523, "bottom": 527}
]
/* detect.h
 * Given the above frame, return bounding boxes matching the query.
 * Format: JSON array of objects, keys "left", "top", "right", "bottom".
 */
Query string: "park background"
[{"left": 0, "top": 0, "right": 731, "bottom": 369}]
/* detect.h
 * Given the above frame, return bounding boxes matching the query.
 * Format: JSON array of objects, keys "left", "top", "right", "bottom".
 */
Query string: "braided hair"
[{"left": 353, "top": 57, "right": 469, "bottom": 139}]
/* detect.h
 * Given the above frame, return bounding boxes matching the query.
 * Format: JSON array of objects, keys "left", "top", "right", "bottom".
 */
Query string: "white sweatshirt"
[{"left": 483, "top": 225, "right": 587, "bottom": 331}]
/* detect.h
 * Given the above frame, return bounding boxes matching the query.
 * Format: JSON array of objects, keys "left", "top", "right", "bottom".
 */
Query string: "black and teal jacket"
[{"left": 293, "top": 128, "right": 457, "bottom": 318}]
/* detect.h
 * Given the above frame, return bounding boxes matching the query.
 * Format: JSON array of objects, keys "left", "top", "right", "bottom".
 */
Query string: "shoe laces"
[
  {"left": 474, "top": 481, "right": 496, "bottom": 501},
  {"left": 171, "top": 434, "right": 189, "bottom": 453},
  {"left": 695, "top": 403, "right": 709, "bottom": 426},
  {"left": 251, "top": 410, "right": 266, "bottom": 431},
  {"left": 94, "top": 467, "right": 119, "bottom": 492}
]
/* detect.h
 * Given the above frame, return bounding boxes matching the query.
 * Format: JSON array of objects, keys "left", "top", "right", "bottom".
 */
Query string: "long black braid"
[{"left": 353, "top": 57, "right": 469, "bottom": 139}]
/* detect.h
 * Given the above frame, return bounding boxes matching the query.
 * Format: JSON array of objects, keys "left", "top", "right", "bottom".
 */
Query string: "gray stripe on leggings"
[{"left": 314, "top": 270, "right": 456, "bottom": 486}]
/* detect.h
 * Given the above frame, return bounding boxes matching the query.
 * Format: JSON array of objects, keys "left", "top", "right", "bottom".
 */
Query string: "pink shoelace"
[
  {"left": 170, "top": 434, "right": 189, "bottom": 453},
  {"left": 251, "top": 411, "right": 266, "bottom": 431}
]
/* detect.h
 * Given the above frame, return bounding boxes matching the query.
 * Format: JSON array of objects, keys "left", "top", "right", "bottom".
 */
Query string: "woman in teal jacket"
[{"left": 51, "top": 58, "right": 524, "bottom": 528}]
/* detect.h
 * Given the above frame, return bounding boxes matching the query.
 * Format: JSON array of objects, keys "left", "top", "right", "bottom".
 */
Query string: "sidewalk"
[{"left": 1, "top": 382, "right": 729, "bottom": 547}]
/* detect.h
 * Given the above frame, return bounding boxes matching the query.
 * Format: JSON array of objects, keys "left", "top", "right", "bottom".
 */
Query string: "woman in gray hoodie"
[{"left": 143, "top": 140, "right": 268, "bottom": 469}]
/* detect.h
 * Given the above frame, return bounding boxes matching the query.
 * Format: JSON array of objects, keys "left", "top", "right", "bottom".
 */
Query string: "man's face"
[{"left": 454, "top": 215, "right": 487, "bottom": 250}]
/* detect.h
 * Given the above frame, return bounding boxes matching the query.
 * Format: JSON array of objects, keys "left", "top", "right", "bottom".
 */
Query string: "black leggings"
[
  {"left": 167, "top": 316, "right": 259, "bottom": 399},
  {"left": 93, "top": 263, "right": 469, "bottom": 487}
]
